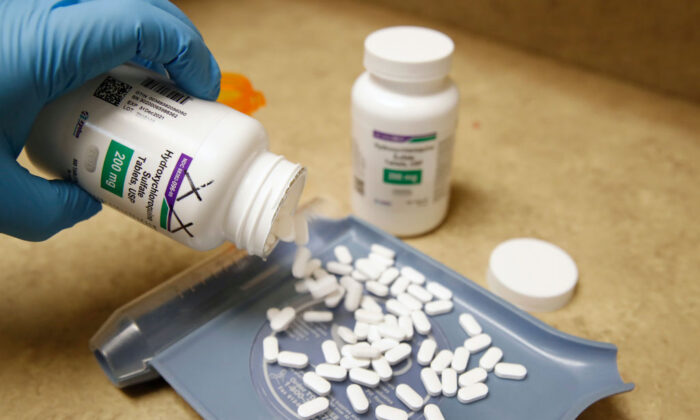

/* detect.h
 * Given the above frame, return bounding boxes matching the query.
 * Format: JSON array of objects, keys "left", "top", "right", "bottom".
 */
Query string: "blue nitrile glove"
[{"left": 0, "top": 0, "right": 220, "bottom": 241}]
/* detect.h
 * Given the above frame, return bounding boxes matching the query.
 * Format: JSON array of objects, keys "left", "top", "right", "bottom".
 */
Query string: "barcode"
[
  {"left": 140, "top": 78, "right": 191, "bottom": 105},
  {"left": 93, "top": 76, "right": 132, "bottom": 107}
]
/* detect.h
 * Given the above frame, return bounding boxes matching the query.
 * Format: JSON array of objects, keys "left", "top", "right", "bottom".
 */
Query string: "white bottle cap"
[
  {"left": 487, "top": 238, "right": 578, "bottom": 312},
  {"left": 364, "top": 26, "right": 454, "bottom": 82}
]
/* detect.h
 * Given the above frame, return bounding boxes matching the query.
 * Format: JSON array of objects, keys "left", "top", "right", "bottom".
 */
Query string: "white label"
[
  {"left": 56, "top": 65, "right": 228, "bottom": 239},
  {"left": 353, "top": 122, "right": 454, "bottom": 210}
]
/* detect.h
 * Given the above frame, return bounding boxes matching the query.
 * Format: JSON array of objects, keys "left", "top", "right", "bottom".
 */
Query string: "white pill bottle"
[
  {"left": 351, "top": 26, "right": 459, "bottom": 236},
  {"left": 26, "top": 64, "right": 306, "bottom": 256}
]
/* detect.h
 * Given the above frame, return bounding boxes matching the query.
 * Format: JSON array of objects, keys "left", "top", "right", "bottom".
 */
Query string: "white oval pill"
[
  {"left": 371, "top": 338, "right": 400, "bottom": 353},
  {"left": 378, "top": 323, "right": 405, "bottom": 341},
  {"left": 343, "top": 277, "right": 363, "bottom": 312},
  {"left": 417, "top": 339, "right": 437, "bottom": 366},
  {"left": 321, "top": 340, "right": 341, "bottom": 364},
  {"left": 303, "top": 258, "right": 322, "bottom": 278},
  {"left": 420, "top": 368, "right": 442, "bottom": 396},
  {"left": 334, "top": 245, "right": 353, "bottom": 264},
  {"left": 424, "top": 300, "right": 453, "bottom": 316},
  {"left": 355, "top": 308, "right": 384, "bottom": 324},
  {"left": 346, "top": 384, "right": 369, "bottom": 414},
  {"left": 407, "top": 284, "right": 433, "bottom": 303},
  {"left": 266, "top": 307, "right": 280, "bottom": 321},
  {"left": 441, "top": 368, "right": 458, "bottom": 397},
  {"left": 459, "top": 313, "right": 483, "bottom": 337},
  {"left": 341, "top": 356, "right": 371, "bottom": 369},
  {"left": 371, "top": 244, "right": 396, "bottom": 259},
  {"left": 274, "top": 214, "right": 295, "bottom": 242},
  {"left": 292, "top": 247, "right": 312, "bottom": 278},
  {"left": 431, "top": 350, "right": 453, "bottom": 374},
  {"left": 270, "top": 306, "right": 296, "bottom": 332},
  {"left": 263, "top": 336, "right": 278, "bottom": 363},
  {"left": 367, "top": 325, "right": 382, "bottom": 343},
  {"left": 479, "top": 347, "right": 503, "bottom": 372},
  {"left": 295, "top": 280, "right": 310, "bottom": 293},
  {"left": 312, "top": 268, "right": 329, "bottom": 279},
  {"left": 397, "top": 293, "right": 422, "bottom": 311},
  {"left": 303, "top": 310, "right": 333, "bottom": 323},
  {"left": 464, "top": 333, "right": 492, "bottom": 353},
  {"left": 384, "top": 343, "right": 412, "bottom": 365},
  {"left": 308, "top": 275, "right": 339, "bottom": 299},
  {"left": 398, "top": 315, "right": 414, "bottom": 341},
  {"left": 352, "top": 269, "right": 370, "bottom": 282},
  {"left": 324, "top": 286, "right": 345, "bottom": 308},
  {"left": 297, "top": 396, "right": 329, "bottom": 419},
  {"left": 494, "top": 362, "right": 527, "bottom": 380},
  {"left": 451, "top": 346, "right": 470, "bottom": 373},
  {"left": 424, "top": 403, "right": 445, "bottom": 420},
  {"left": 350, "top": 343, "right": 381, "bottom": 359},
  {"left": 277, "top": 351, "right": 308, "bottom": 369},
  {"left": 410, "top": 310, "right": 432, "bottom": 335},
  {"left": 293, "top": 213, "right": 309, "bottom": 245},
  {"left": 369, "top": 252, "right": 394, "bottom": 268},
  {"left": 337, "top": 326, "right": 358, "bottom": 344},
  {"left": 371, "top": 357, "right": 393, "bottom": 381},
  {"left": 327, "top": 261, "right": 353, "bottom": 275},
  {"left": 426, "top": 281, "right": 453, "bottom": 301},
  {"left": 375, "top": 404, "right": 408, "bottom": 420},
  {"left": 354, "top": 321, "right": 370, "bottom": 340},
  {"left": 315, "top": 363, "right": 348, "bottom": 381},
  {"left": 400, "top": 266, "right": 425, "bottom": 284},
  {"left": 458, "top": 367, "right": 488, "bottom": 387},
  {"left": 385, "top": 299, "right": 411, "bottom": 317},
  {"left": 378, "top": 267, "right": 400, "bottom": 285},
  {"left": 366, "top": 281, "right": 389, "bottom": 297},
  {"left": 457, "top": 382, "right": 489, "bottom": 404},
  {"left": 303, "top": 371, "right": 331, "bottom": 396},
  {"left": 355, "top": 258, "right": 383, "bottom": 279},
  {"left": 396, "top": 383, "right": 423, "bottom": 411},
  {"left": 349, "top": 367, "right": 380, "bottom": 388},
  {"left": 361, "top": 295, "right": 383, "bottom": 313},
  {"left": 390, "top": 276, "right": 411, "bottom": 296}
]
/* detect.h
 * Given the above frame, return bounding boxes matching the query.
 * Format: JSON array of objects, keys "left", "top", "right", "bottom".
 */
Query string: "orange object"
[{"left": 216, "top": 72, "right": 266, "bottom": 115}]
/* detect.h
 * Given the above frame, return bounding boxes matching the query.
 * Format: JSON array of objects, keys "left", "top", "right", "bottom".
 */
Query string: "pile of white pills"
[{"left": 265, "top": 219, "right": 528, "bottom": 419}]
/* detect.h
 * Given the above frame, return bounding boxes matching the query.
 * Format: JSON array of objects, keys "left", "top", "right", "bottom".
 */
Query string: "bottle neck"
[
  {"left": 225, "top": 151, "right": 306, "bottom": 257},
  {"left": 368, "top": 73, "right": 448, "bottom": 94}
]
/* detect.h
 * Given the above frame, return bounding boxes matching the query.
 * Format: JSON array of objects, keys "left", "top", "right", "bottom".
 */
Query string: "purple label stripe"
[
  {"left": 165, "top": 153, "right": 192, "bottom": 229},
  {"left": 373, "top": 130, "right": 437, "bottom": 143}
]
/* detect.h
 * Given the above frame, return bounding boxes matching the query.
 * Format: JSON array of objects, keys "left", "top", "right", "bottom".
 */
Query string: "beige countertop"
[{"left": 1, "top": 0, "right": 698, "bottom": 418}]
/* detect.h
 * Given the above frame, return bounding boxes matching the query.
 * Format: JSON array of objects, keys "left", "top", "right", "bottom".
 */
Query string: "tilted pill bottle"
[
  {"left": 351, "top": 26, "right": 459, "bottom": 236},
  {"left": 25, "top": 64, "right": 306, "bottom": 257}
]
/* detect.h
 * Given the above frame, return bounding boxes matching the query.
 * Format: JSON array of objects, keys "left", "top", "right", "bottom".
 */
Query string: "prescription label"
[
  {"left": 250, "top": 298, "right": 450, "bottom": 419},
  {"left": 353, "top": 127, "right": 454, "bottom": 210},
  {"left": 58, "top": 66, "right": 229, "bottom": 240}
]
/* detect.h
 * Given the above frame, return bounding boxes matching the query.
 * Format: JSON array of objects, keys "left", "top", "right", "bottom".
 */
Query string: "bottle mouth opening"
[{"left": 262, "top": 166, "right": 307, "bottom": 257}]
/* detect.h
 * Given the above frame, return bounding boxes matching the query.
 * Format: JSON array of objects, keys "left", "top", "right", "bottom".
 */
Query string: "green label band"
[
  {"left": 383, "top": 169, "right": 422, "bottom": 185},
  {"left": 100, "top": 139, "right": 134, "bottom": 197}
]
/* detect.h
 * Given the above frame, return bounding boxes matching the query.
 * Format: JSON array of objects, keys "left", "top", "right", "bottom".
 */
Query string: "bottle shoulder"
[{"left": 352, "top": 72, "right": 459, "bottom": 120}]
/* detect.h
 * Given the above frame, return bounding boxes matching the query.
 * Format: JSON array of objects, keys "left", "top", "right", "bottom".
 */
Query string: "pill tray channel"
[{"left": 146, "top": 216, "right": 633, "bottom": 419}]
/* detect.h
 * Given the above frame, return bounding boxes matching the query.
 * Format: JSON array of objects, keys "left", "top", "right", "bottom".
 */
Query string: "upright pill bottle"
[
  {"left": 25, "top": 64, "right": 305, "bottom": 257},
  {"left": 351, "top": 26, "right": 459, "bottom": 236}
]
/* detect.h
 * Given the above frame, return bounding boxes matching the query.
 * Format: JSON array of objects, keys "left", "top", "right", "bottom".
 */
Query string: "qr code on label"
[{"left": 93, "top": 76, "right": 132, "bottom": 106}]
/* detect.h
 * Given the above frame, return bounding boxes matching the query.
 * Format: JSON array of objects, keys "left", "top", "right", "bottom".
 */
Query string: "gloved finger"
[
  {"left": 0, "top": 154, "right": 101, "bottom": 241},
  {"left": 60, "top": 0, "right": 204, "bottom": 39},
  {"left": 44, "top": 0, "right": 220, "bottom": 101},
  {"left": 129, "top": 57, "right": 169, "bottom": 76}
]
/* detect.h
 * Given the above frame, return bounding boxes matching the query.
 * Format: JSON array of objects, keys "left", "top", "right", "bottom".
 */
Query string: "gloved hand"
[{"left": 0, "top": 0, "right": 220, "bottom": 241}]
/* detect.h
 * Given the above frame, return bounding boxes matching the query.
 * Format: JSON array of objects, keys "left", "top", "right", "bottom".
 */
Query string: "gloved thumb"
[{"left": 0, "top": 155, "right": 101, "bottom": 241}]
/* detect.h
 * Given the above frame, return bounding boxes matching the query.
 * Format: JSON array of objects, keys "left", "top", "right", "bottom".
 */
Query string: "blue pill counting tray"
[{"left": 90, "top": 216, "right": 633, "bottom": 419}]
